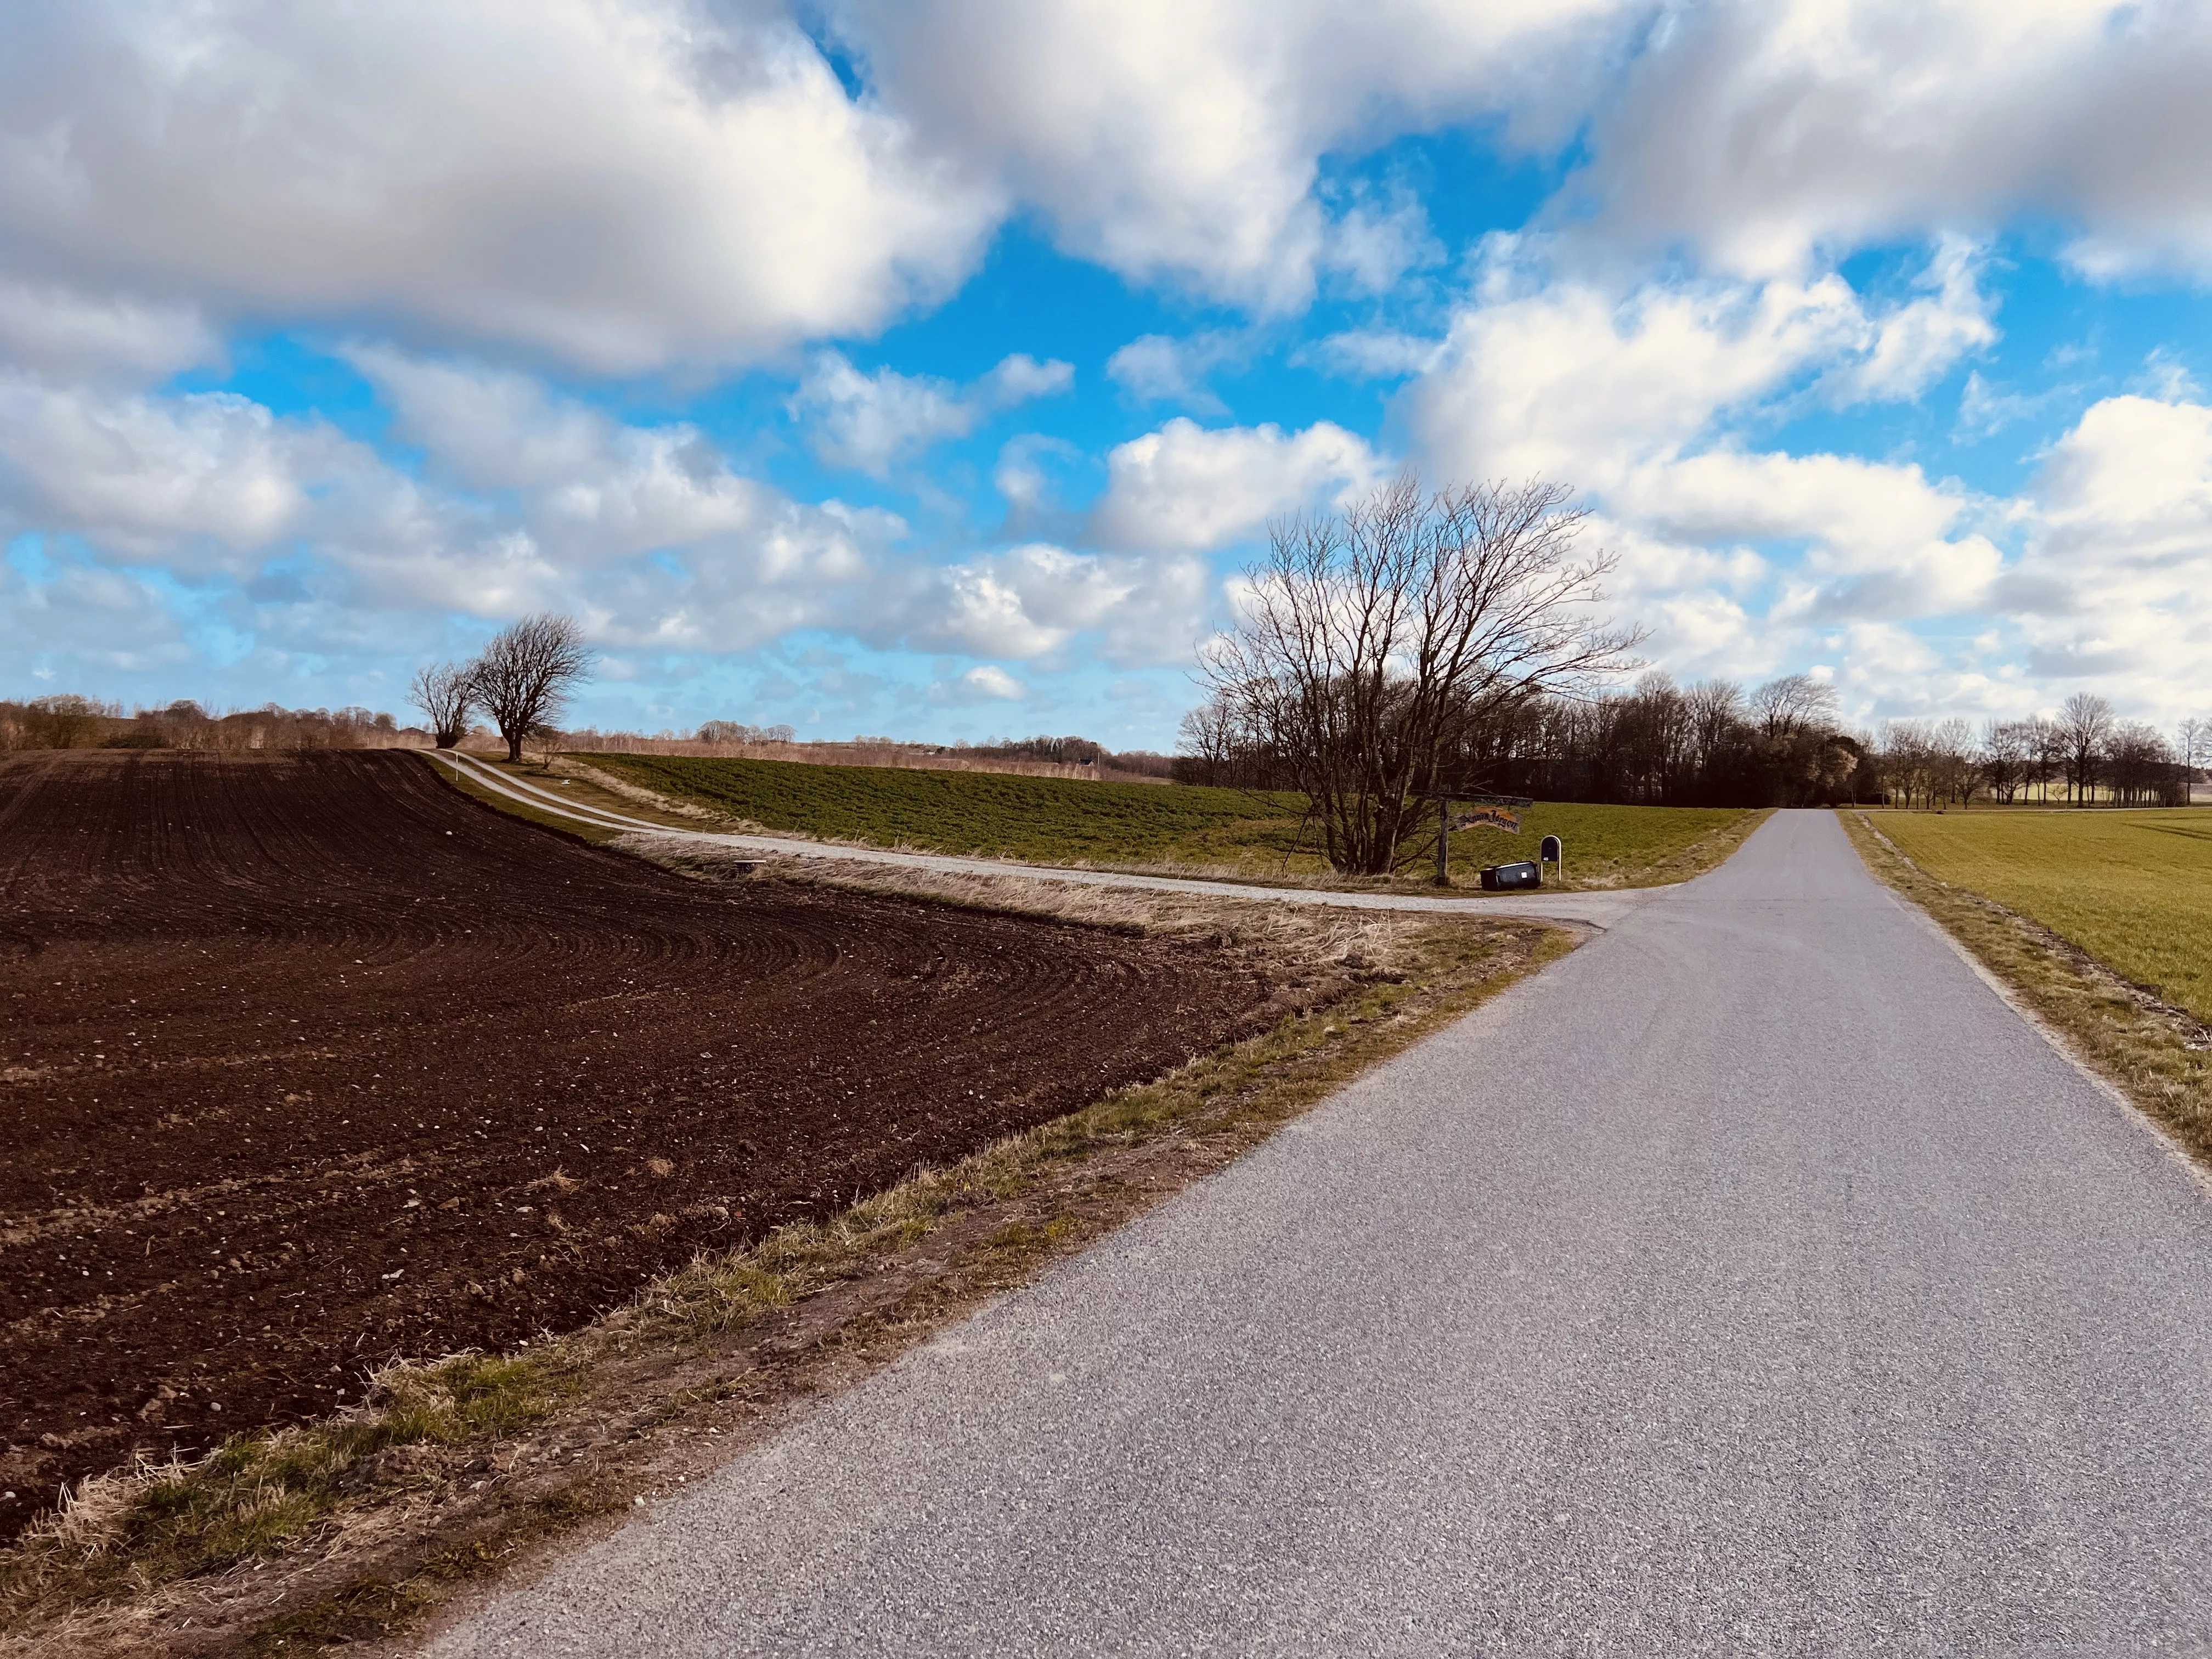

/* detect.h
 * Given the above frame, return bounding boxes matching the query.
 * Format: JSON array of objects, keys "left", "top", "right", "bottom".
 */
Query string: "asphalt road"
[
  {"left": 424, "top": 749, "right": 1655, "bottom": 926},
  {"left": 426, "top": 810, "right": 2212, "bottom": 1655}
]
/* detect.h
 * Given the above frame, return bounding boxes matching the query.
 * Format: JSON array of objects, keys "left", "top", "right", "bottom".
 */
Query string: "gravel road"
[{"left": 426, "top": 809, "right": 2212, "bottom": 1655}]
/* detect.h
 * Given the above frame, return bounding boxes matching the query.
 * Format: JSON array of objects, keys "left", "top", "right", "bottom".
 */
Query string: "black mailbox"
[
  {"left": 1539, "top": 834, "right": 1562, "bottom": 862},
  {"left": 1481, "top": 860, "right": 1542, "bottom": 891}
]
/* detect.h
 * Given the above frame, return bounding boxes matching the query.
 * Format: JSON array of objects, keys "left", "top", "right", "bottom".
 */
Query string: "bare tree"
[
  {"left": 1980, "top": 719, "right": 2031, "bottom": 804},
  {"left": 2029, "top": 715, "right": 2066, "bottom": 803},
  {"left": 2056, "top": 691, "right": 2116, "bottom": 805},
  {"left": 2181, "top": 716, "right": 2209, "bottom": 802},
  {"left": 1198, "top": 475, "right": 1641, "bottom": 876},
  {"left": 408, "top": 662, "right": 477, "bottom": 750},
  {"left": 470, "top": 614, "right": 592, "bottom": 763}
]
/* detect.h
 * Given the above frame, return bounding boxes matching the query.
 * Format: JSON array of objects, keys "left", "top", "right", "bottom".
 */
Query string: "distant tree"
[
  {"left": 409, "top": 662, "right": 477, "bottom": 750},
  {"left": 2028, "top": 715, "right": 2066, "bottom": 803},
  {"left": 2057, "top": 692, "right": 2117, "bottom": 804},
  {"left": 2181, "top": 716, "right": 2209, "bottom": 799},
  {"left": 470, "top": 614, "right": 591, "bottom": 763},
  {"left": 1980, "top": 719, "right": 2032, "bottom": 804}
]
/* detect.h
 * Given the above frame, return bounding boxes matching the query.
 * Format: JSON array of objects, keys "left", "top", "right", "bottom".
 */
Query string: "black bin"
[{"left": 1481, "top": 860, "right": 1542, "bottom": 891}]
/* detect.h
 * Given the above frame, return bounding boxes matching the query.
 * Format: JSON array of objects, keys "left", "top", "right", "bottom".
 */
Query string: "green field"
[
  {"left": 586, "top": 753, "right": 1763, "bottom": 892},
  {"left": 1869, "top": 809, "right": 2212, "bottom": 1022}
]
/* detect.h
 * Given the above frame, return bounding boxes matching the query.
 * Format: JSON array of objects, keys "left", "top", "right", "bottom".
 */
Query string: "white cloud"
[
  {"left": 888, "top": 543, "right": 1214, "bottom": 667},
  {"left": 792, "top": 349, "right": 1073, "bottom": 476},
  {"left": 1105, "top": 331, "right": 1251, "bottom": 413},
  {"left": 833, "top": 0, "right": 1639, "bottom": 310},
  {"left": 0, "top": 358, "right": 1210, "bottom": 677},
  {"left": 1832, "top": 238, "right": 1996, "bottom": 404},
  {"left": 0, "top": 376, "right": 339, "bottom": 568},
  {"left": 0, "top": 280, "right": 220, "bottom": 381},
  {"left": 345, "top": 346, "right": 612, "bottom": 493},
  {"left": 0, "top": 2, "right": 998, "bottom": 373},
  {"left": 932, "top": 664, "right": 1029, "bottom": 704},
  {"left": 1565, "top": 0, "right": 2212, "bottom": 281},
  {"left": 1090, "top": 417, "right": 1385, "bottom": 552},
  {"left": 1410, "top": 268, "right": 1868, "bottom": 481},
  {"left": 1407, "top": 254, "right": 2009, "bottom": 627},
  {"left": 1296, "top": 329, "right": 1446, "bottom": 381},
  {"left": 1321, "top": 182, "right": 1444, "bottom": 296}
]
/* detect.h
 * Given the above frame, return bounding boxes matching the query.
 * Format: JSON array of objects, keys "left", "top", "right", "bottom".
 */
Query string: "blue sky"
[{"left": 3, "top": 1, "right": 2211, "bottom": 749}]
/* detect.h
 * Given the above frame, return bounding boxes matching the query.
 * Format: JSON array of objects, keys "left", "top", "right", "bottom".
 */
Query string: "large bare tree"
[
  {"left": 408, "top": 661, "right": 477, "bottom": 750},
  {"left": 1198, "top": 475, "right": 1640, "bottom": 876},
  {"left": 470, "top": 614, "right": 591, "bottom": 763}
]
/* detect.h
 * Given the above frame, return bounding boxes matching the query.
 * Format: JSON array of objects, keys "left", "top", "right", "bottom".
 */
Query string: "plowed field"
[{"left": 0, "top": 751, "right": 1294, "bottom": 1536}]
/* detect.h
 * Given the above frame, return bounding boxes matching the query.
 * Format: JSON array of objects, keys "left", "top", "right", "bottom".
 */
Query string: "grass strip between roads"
[
  {"left": 584, "top": 751, "right": 1766, "bottom": 893},
  {"left": 1842, "top": 811, "right": 2212, "bottom": 1172},
  {"left": 2, "top": 857, "right": 1573, "bottom": 1657}
]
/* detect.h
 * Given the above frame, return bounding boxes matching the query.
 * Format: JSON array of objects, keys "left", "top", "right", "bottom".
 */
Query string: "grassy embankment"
[
  {"left": 1844, "top": 807, "right": 2212, "bottom": 1168},
  {"left": 585, "top": 753, "right": 1765, "bottom": 892}
]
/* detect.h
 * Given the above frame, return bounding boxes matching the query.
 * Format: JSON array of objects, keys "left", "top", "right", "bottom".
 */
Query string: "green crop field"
[
  {"left": 585, "top": 753, "right": 1763, "bottom": 893},
  {"left": 1867, "top": 808, "right": 2212, "bottom": 1023}
]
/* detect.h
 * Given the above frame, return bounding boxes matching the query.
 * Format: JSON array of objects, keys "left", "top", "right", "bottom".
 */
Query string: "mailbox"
[
  {"left": 1480, "top": 860, "right": 1542, "bottom": 891},
  {"left": 1539, "top": 834, "right": 1562, "bottom": 862}
]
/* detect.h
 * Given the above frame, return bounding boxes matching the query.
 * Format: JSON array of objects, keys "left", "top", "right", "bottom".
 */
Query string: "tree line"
[
  {"left": 1875, "top": 694, "right": 2190, "bottom": 809},
  {"left": 0, "top": 695, "right": 412, "bottom": 752},
  {"left": 1183, "top": 662, "right": 2195, "bottom": 819}
]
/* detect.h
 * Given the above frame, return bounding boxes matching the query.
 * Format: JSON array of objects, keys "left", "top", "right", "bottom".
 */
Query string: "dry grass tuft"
[{"left": 2, "top": 1352, "right": 580, "bottom": 1630}]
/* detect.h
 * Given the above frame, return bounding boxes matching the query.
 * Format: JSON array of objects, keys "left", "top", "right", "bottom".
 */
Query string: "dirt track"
[{"left": 0, "top": 751, "right": 1296, "bottom": 1536}]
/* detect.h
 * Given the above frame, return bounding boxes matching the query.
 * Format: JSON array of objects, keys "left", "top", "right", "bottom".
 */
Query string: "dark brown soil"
[{"left": 0, "top": 751, "right": 1295, "bottom": 1537}]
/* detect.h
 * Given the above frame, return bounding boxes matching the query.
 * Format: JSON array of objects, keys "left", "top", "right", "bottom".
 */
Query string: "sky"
[{"left": 3, "top": 1, "right": 2211, "bottom": 751}]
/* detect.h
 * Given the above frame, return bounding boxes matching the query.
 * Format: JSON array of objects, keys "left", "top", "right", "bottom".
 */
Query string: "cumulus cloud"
[
  {"left": 1564, "top": 0, "right": 2212, "bottom": 281},
  {"left": 1406, "top": 253, "right": 2008, "bottom": 631},
  {"left": 1090, "top": 417, "right": 1384, "bottom": 552},
  {"left": 885, "top": 543, "right": 1214, "bottom": 668},
  {"left": 791, "top": 350, "right": 1073, "bottom": 476},
  {"left": 0, "top": 355, "right": 1211, "bottom": 682},
  {"left": 2001, "top": 395, "right": 2212, "bottom": 710},
  {"left": 832, "top": 0, "right": 1639, "bottom": 309},
  {"left": 0, "top": 1, "right": 998, "bottom": 374}
]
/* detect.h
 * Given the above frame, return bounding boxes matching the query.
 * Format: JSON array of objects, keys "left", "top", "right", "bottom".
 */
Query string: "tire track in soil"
[{"left": 0, "top": 751, "right": 1311, "bottom": 1539}]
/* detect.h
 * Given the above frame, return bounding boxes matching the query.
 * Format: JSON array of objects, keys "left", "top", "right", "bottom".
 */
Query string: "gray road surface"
[
  {"left": 423, "top": 748, "right": 1654, "bottom": 926},
  {"left": 426, "top": 810, "right": 2212, "bottom": 1655}
]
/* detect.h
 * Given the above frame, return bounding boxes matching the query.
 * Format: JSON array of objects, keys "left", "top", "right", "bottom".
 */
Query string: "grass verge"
[
  {"left": 583, "top": 751, "right": 1763, "bottom": 893},
  {"left": 1865, "top": 806, "right": 2212, "bottom": 1025},
  {"left": 2, "top": 866, "right": 1572, "bottom": 1657},
  {"left": 1841, "top": 810, "right": 2212, "bottom": 1170}
]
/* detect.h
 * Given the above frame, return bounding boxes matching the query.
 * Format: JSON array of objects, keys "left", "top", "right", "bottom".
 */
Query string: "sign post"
[{"left": 1415, "top": 788, "right": 1535, "bottom": 887}]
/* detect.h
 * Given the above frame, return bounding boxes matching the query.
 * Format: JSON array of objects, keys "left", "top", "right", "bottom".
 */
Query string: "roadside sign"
[{"left": 1417, "top": 787, "right": 1535, "bottom": 886}]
